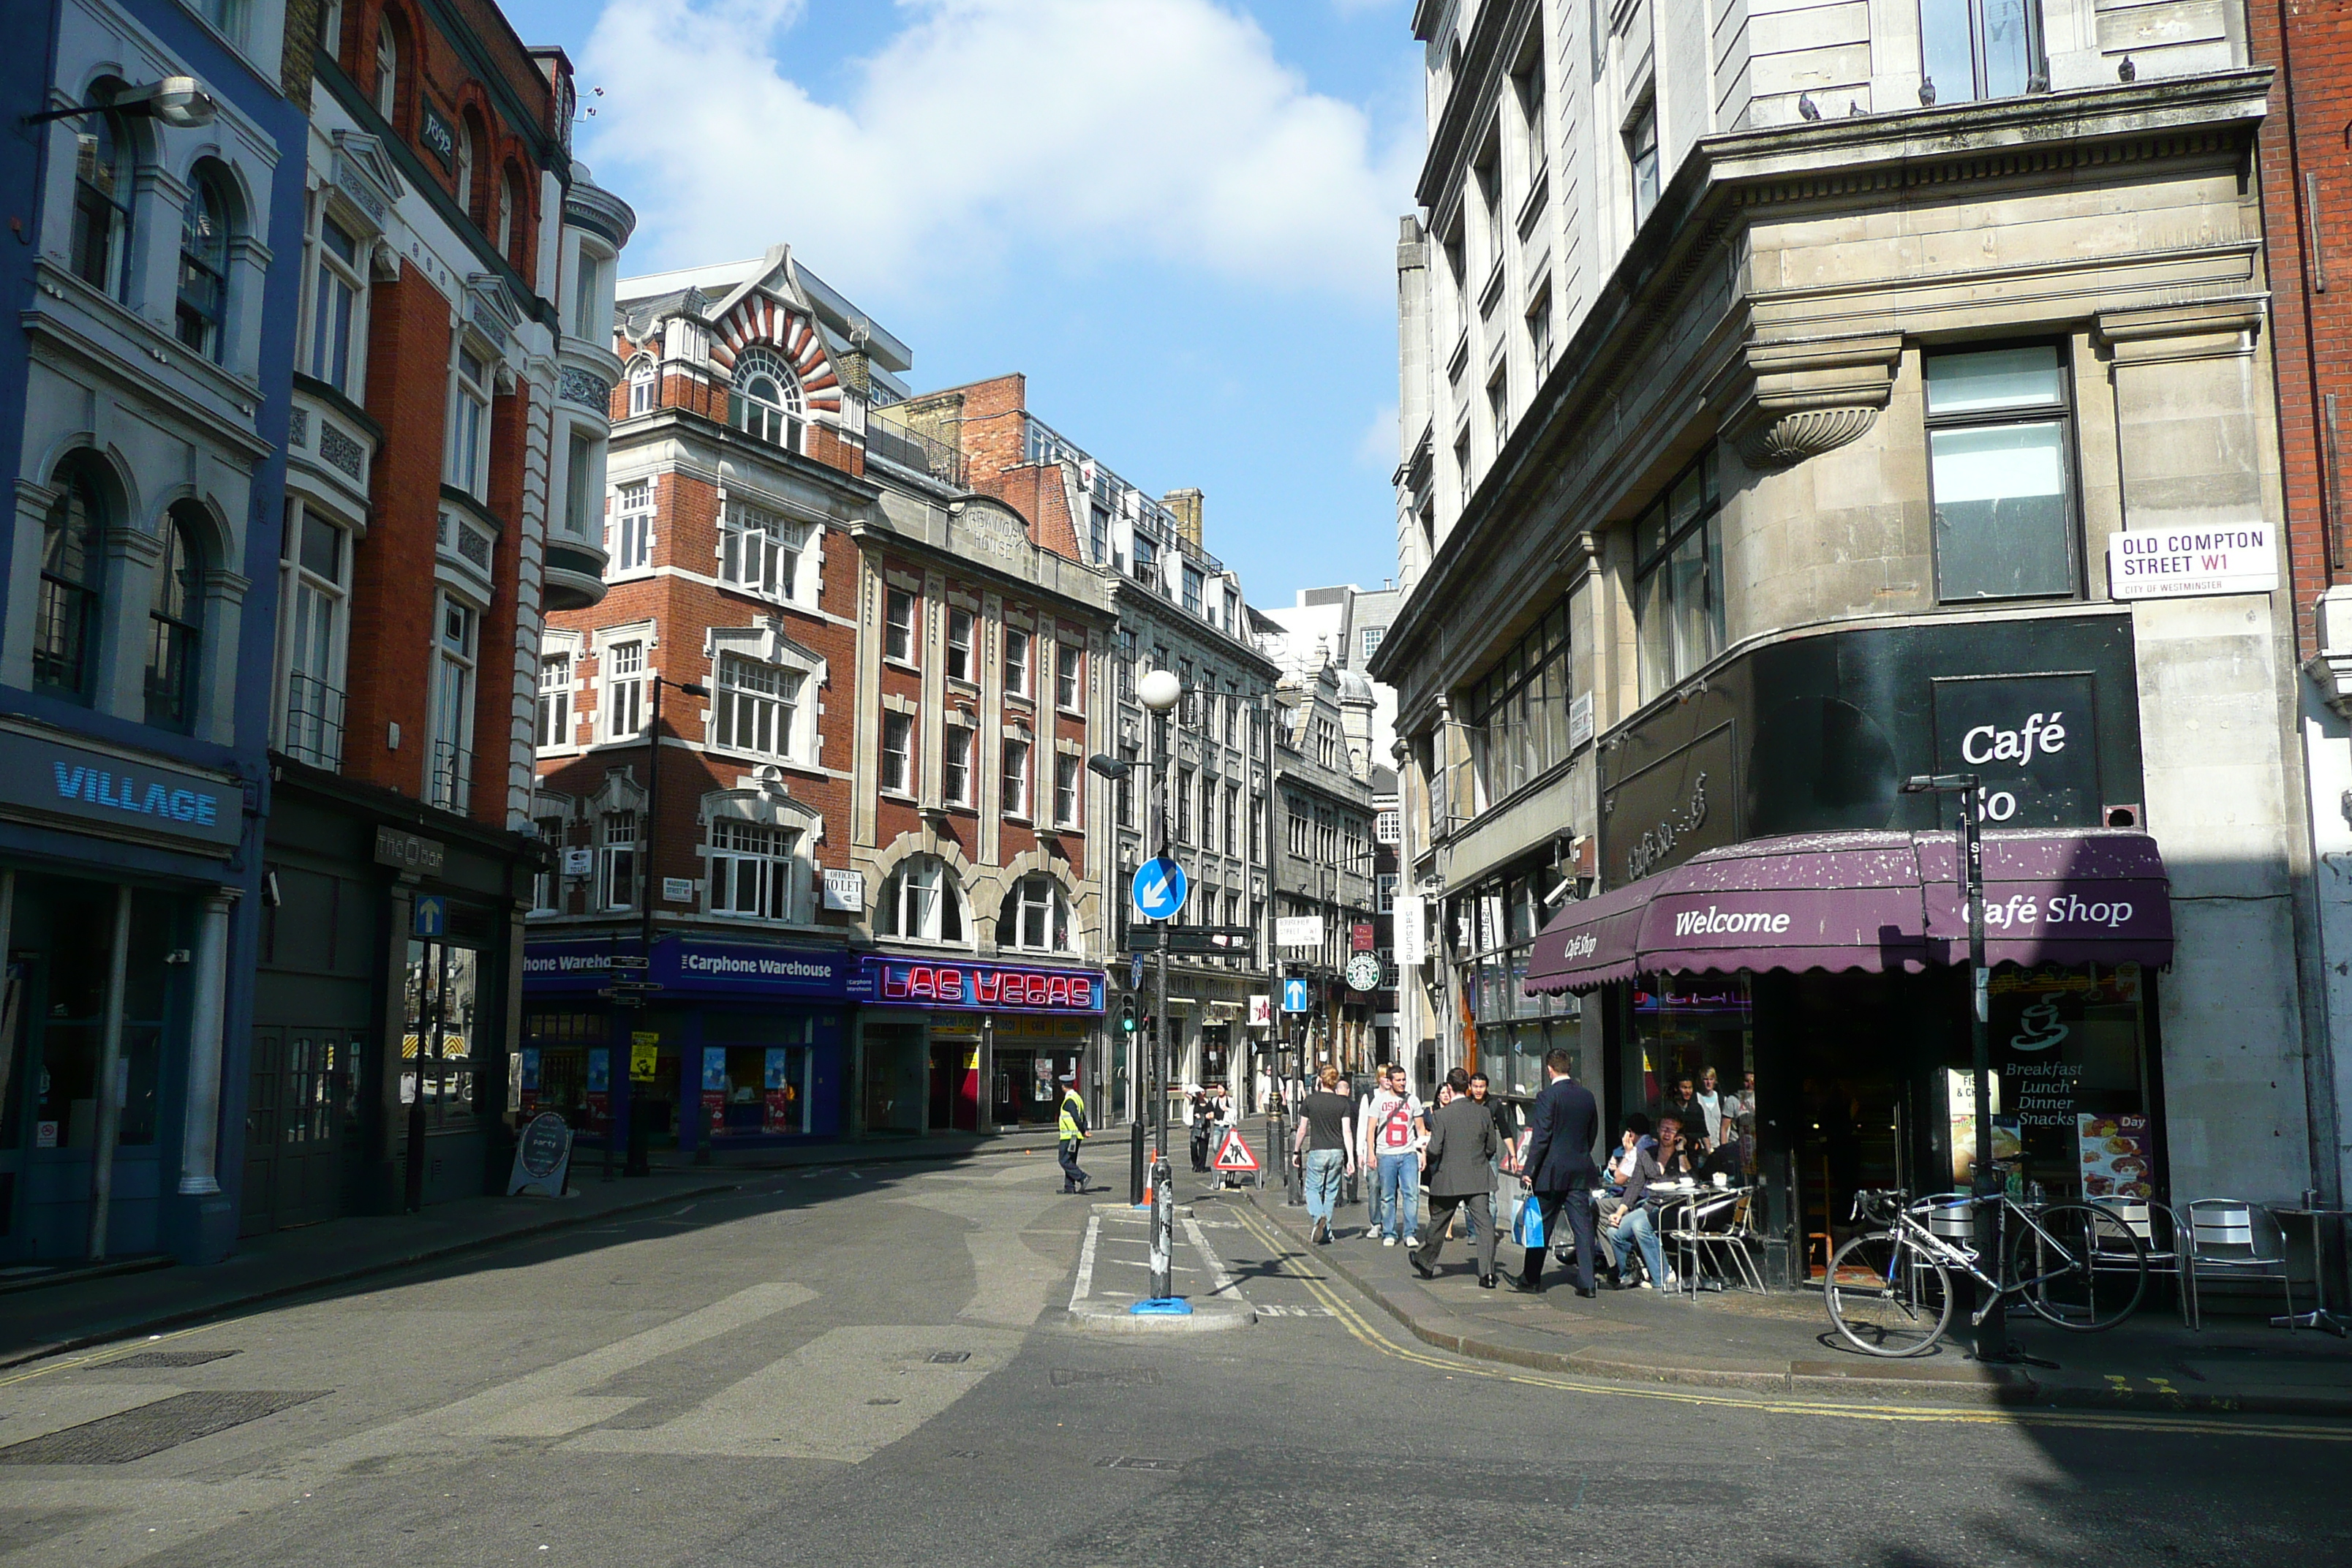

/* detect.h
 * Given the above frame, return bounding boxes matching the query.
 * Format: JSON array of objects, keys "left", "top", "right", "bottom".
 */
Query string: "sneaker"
[
  {"left": 1382, "top": 1235, "right": 1396, "bottom": 1248},
  {"left": 1665, "top": 1270, "right": 1678, "bottom": 1289},
  {"left": 1636, "top": 1278, "right": 1654, "bottom": 1291},
  {"left": 1311, "top": 1217, "right": 1329, "bottom": 1245},
  {"left": 1403, "top": 1234, "right": 1420, "bottom": 1249}
]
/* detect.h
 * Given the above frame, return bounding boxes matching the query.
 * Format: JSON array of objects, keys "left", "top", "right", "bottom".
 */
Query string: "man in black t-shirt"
[{"left": 1292, "top": 1066, "right": 1357, "bottom": 1245}]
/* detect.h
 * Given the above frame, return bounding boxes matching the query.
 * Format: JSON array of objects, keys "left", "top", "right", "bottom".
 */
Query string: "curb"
[
  {"left": 1240, "top": 1194, "right": 2352, "bottom": 1417},
  {"left": 0, "top": 1180, "right": 744, "bottom": 1371},
  {"left": 1066, "top": 1295, "right": 1256, "bottom": 1333}
]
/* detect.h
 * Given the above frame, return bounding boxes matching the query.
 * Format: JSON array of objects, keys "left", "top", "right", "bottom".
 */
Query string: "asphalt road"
[{"left": 1, "top": 1156, "right": 2345, "bottom": 1568}]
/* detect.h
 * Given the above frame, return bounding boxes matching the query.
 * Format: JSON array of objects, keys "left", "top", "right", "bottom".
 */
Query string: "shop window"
[
  {"left": 1919, "top": 0, "right": 2043, "bottom": 105},
  {"left": 711, "top": 652, "right": 803, "bottom": 761},
  {"left": 884, "top": 587, "right": 916, "bottom": 663},
  {"left": 1001, "top": 738, "right": 1031, "bottom": 818},
  {"left": 30, "top": 883, "right": 173, "bottom": 1152},
  {"left": 279, "top": 508, "right": 349, "bottom": 767},
  {"left": 609, "top": 480, "right": 652, "bottom": 574},
  {"left": 709, "top": 818, "right": 800, "bottom": 921},
  {"left": 35, "top": 460, "right": 107, "bottom": 704},
  {"left": 598, "top": 809, "right": 637, "bottom": 911},
  {"left": 1633, "top": 448, "right": 1724, "bottom": 704},
  {"left": 943, "top": 725, "right": 973, "bottom": 805},
  {"left": 946, "top": 607, "right": 975, "bottom": 682},
  {"left": 719, "top": 498, "right": 804, "bottom": 602},
  {"left": 729, "top": 346, "right": 803, "bottom": 451},
  {"left": 1005, "top": 628, "right": 1031, "bottom": 698},
  {"left": 176, "top": 165, "right": 231, "bottom": 361},
  {"left": 143, "top": 510, "right": 206, "bottom": 731},
  {"left": 538, "top": 652, "right": 571, "bottom": 748},
  {"left": 309, "top": 213, "right": 366, "bottom": 396},
  {"left": 1056, "top": 642, "right": 1082, "bottom": 710},
  {"left": 881, "top": 710, "right": 913, "bottom": 795},
  {"left": 1465, "top": 598, "right": 1572, "bottom": 810},
  {"left": 1055, "top": 753, "right": 1081, "bottom": 828},
  {"left": 71, "top": 101, "right": 135, "bottom": 299},
  {"left": 999, "top": 874, "right": 1074, "bottom": 954},
  {"left": 1925, "top": 344, "right": 2076, "bottom": 602},
  {"left": 875, "top": 853, "right": 968, "bottom": 943},
  {"left": 403, "top": 940, "right": 480, "bottom": 1127},
  {"left": 702, "top": 1028, "right": 813, "bottom": 1137}
]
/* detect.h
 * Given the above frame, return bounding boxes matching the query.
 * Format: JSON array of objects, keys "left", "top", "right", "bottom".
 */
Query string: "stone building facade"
[
  {"left": 1271, "top": 665, "right": 1381, "bottom": 1082},
  {"left": 1376, "top": 0, "right": 2315, "bottom": 1275}
]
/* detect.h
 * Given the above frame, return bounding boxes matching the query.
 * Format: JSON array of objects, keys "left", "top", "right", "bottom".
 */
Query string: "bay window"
[
  {"left": 1633, "top": 450, "right": 1723, "bottom": 704},
  {"left": 176, "top": 168, "right": 230, "bottom": 361}
]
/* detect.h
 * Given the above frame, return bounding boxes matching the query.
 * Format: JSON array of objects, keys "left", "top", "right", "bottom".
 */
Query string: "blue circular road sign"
[{"left": 1131, "top": 856, "right": 1188, "bottom": 921}]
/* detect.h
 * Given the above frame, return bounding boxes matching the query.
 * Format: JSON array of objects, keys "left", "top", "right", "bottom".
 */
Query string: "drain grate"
[
  {"left": 1051, "top": 1368, "right": 1160, "bottom": 1387},
  {"left": 102, "top": 1349, "right": 241, "bottom": 1370},
  {"left": 925, "top": 1351, "right": 971, "bottom": 1365},
  {"left": 1095, "top": 1455, "right": 1184, "bottom": 1472},
  {"left": 0, "top": 1390, "right": 327, "bottom": 1465}
]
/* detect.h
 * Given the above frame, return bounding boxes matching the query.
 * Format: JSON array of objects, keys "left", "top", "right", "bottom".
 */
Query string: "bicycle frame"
[{"left": 1872, "top": 1193, "right": 2106, "bottom": 1327}]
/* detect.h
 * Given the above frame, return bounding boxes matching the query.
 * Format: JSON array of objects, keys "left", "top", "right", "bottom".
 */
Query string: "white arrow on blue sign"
[
  {"left": 1281, "top": 977, "right": 1310, "bottom": 1013},
  {"left": 1130, "top": 856, "right": 1188, "bottom": 921},
  {"left": 412, "top": 895, "right": 447, "bottom": 939}
]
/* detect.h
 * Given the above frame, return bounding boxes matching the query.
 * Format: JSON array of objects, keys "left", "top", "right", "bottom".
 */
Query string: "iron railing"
[
  {"left": 429, "top": 740, "right": 472, "bottom": 813},
  {"left": 867, "top": 405, "right": 967, "bottom": 487},
  {"left": 280, "top": 671, "right": 346, "bottom": 770}
]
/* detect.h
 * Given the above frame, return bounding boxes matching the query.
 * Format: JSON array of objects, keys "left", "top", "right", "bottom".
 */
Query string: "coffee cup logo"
[{"left": 2010, "top": 999, "right": 2068, "bottom": 1053}]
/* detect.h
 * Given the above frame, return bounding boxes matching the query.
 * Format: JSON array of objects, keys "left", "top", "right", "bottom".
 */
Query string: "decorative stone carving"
[
  {"left": 558, "top": 366, "right": 612, "bottom": 408},
  {"left": 318, "top": 423, "right": 364, "bottom": 480},
  {"left": 287, "top": 407, "right": 308, "bottom": 447},
  {"left": 1734, "top": 405, "right": 1881, "bottom": 469},
  {"left": 1706, "top": 331, "right": 1903, "bottom": 471}
]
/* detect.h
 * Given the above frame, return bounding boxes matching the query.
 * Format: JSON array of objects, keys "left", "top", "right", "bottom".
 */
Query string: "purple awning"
[{"left": 1523, "top": 829, "right": 2174, "bottom": 995}]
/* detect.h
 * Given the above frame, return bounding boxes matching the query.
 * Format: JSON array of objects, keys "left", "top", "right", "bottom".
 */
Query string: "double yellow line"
[{"left": 1226, "top": 1205, "right": 2352, "bottom": 1444}]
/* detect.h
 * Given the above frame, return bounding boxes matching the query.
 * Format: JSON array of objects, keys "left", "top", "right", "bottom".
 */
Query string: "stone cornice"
[{"left": 1705, "top": 331, "right": 1904, "bottom": 470}]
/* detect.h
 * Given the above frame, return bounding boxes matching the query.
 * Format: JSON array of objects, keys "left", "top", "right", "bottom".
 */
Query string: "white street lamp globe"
[{"left": 1137, "top": 668, "right": 1182, "bottom": 713}]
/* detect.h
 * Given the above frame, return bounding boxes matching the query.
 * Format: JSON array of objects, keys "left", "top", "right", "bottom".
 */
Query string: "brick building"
[
  {"left": 249, "top": 0, "right": 633, "bottom": 1226},
  {"left": 527, "top": 248, "right": 1115, "bottom": 1153}
]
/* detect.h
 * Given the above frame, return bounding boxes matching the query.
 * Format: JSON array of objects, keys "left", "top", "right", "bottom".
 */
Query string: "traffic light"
[{"left": 1119, "top": 995, "right": 1138, "bottom": 1034}]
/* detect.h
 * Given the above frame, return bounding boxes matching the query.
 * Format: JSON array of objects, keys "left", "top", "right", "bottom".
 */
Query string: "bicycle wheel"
[
  {"left": 1825, "top": 1232, "right": 1953, "bottom": 1357},
  {"left": 2010, "top": 1202, "right": 2147, "bottom": 1331}
]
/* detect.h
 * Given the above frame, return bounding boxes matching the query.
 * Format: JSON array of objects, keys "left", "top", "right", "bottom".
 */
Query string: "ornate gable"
[{"left": 708, "top": 293, "right": 843, "bottom": 418}]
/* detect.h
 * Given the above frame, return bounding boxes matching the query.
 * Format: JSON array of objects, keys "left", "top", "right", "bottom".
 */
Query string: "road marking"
[
  {"left": 1070, "top": 1213, "right": 1101, "bottom": 1311},
  {"left": 1224, "top": 1206, "right": 2352, "bottom": 1444},
  {"left": 1180, "top": 1211, "right": 1245, "bottom": 1303}
]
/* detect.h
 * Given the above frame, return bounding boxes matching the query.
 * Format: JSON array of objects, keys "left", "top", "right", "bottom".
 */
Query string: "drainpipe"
[
  {"left": 87, "top": 884, "right": 133, "bottom": 1259},
  {"left": 176, "top": 889, "right": 237, "bottom": 1198}
]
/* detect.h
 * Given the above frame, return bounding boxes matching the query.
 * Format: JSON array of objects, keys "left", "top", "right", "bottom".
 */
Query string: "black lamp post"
[{"left": 608, "top": 675, "right": 708, "bottom": 1180}]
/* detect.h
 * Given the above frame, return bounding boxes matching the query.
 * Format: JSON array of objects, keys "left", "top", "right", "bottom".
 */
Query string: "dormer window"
[{"left": 729, "top": 347, "right": 804, "bottom": 451}]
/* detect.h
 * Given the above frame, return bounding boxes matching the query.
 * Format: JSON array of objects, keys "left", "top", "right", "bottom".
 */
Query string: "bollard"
[{"left": 1128, "top": 1119, "right": 1146, "bottom": 1206}]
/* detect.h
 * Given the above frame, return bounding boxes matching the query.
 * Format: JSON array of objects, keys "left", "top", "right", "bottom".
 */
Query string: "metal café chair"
[
  {"left": 1664, "top": 1188, "right": 1752, "bottom": 1295},
  {"left": 1674, "top": 1188, "right": 1766, "bottom": 1293},
  {"left": 2182, "top": 1199, "right": 2296, "bottom": 1331},
  {"left": 2097, "top": 1199, "right": 2190, "bottom": 1325}
]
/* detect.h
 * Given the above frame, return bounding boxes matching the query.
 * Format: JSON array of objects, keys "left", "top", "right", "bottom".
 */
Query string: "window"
[
  {"left": 598, "top": 809, "right": 636, "bottom": 911},
  {"left": 445, "top": 347, "right": 490, "bottom": 497},
  {"left": 321, "top": 0, "right": 344, "bottom": 56},
  {"left": 1224, "top": 783, "right": 1239, "bottom": 858},
  {"left": 712, "top": 652, "right": 802, "bottom": 759},
  {"left": 1920, "top": 0, "right": 2042, "bottom": 105},
  {"left": 1362, "top": 625, "right": 1386, "bottom": 661},
  {"left": 176, "top": 169, "right": 230, "bottom": 361},
  {"left": 1004, "top": 628, "right": 1030, "bottom": 696},
  {"left": 280, "top": 509, "right": 348, "bottom": 767},
  {"left": 1183, "top": 565, "right": 1205, "bottom": 615},
  {"left": 729, "top": 346, "right": 803, "bottom": 451},
  {"left": 1177, "top": 768, "right": 1194, "bottom": 844},
  {"left": 1055, "top": 753, "right": 1081, "bottom": 827},
  {"left": 884, "top": 588, "right": 916, "bottom": 663},
  {"left": 532, "top": 813, "right": 564, "bottom": 913},
  {"left": 455, "top": 114, "right": 477, "bottom": 218},
  {"left": 1466, "top": 600, "right": 1572, "bottom": 808},
  {"left": 943, "top": 726, "right": 973, "bottom": 805},
  {"left": 709, "top": 819, "right": 799, "bottom": 921},
  {"left": 1627, "top": 101, "right": 1659, "bottom": 226},
  {"left": 1251, "top": 796, "right": 1264, "bottom": 862},
  {"left": 35, "top": 464, "right": 105, "bottom": 701},
  {"left": 1133, "top": 533, "right": 1158, "bottom": 587},
  {"left": 497, "top": 167, "right": 524, "bottom": 264},
  {"left": 563, "top": 429, "right": 595, "bottom": 538},
  {"left": 538, "top": 652, "right": 571, "bottom": 747},
  {"left": 1455, "top": 433, "right": 1472, "bottom": 508},
  {"left": 1488, "top": 367, "right": 1509, "bottom": 451},
  {"left": 1377, "top": 873, "right": 1398, "bottom": 913},
  {"left": 606, "top": 640, "right": 645, "bottom": 739},
  {"left": 1376, "top": 807, "right": 1401, "bottom": 845},
  {"left": 1116, "top": 744, "right": 1135, "bottom": 828},
  {"left": 1221, "top": 696, "right": 1238, "bottom": 748},
  {"left": 1001, "top": 738, "right": 1030, "bottom": 818},
  {"left": 1924, "top": 344, "right": 2075, "bottom": 601},
  {"left": 1055, "top": 642, "right": 1082, "bottom": 710},
  {"left": 1633, "top": 450, "right": 1723, "bottom": 704},
  {"left": 374, "top": 18, "right": 399, "bottom": 120},
  {"left": 875, "top": 853, "right": 966, "bottom": 943},
  {"left": 720, "top": 500, "right": 802, "bottom": 600},
  {"left": 946, "top": 608, "right": 975, "bottom": 682},
  {"left": 572, "top": 247, "right": 606, "bottom": 341},
  {"left": 1477, "top": 153, "right": 1503, "bottom": 277},
  {"left": 309, "top": 215, "right": 363, "bottom": 394},
  {"left": 999, "top": 875, "right": 1073, "bottom": 953},
  {"left": 1289, "top": 806, "right": 1310, "bottom": 858},
  {"left": 626, "top": 357, "right": 655, "bottom": 415},
  {"left": 1527, "top": 287, "right": 1554, "bottom": 381},
  {"left": 429, "top": 597, "right": 477, "bottom": 811},
  {"left": 881, "top": 711, "right": 913, "bottom": 794},
  {"left": 145, "top": 512, "right": 204, "bottom": 731},
  {"left": 1088, "top": 505, "right": 1110, "bottom": 564},
  {"left": 71, "top": 106, "right": 134, "bottom": 298}
]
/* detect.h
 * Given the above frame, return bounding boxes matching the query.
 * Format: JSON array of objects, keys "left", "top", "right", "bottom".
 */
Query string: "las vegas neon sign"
[{"left": 873, "top": 960, "right": 1102, "bottom": 1012}]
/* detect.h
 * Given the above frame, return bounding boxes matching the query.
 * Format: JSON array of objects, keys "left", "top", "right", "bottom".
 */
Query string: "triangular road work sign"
[{"left": 1210, "top": 1127, "right": 1259, "bottom": 1172}]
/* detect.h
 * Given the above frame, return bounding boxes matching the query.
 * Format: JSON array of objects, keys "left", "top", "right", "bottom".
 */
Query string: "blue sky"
[{"left": 497, "top": 0, "right": 1423, "bottom": 604}]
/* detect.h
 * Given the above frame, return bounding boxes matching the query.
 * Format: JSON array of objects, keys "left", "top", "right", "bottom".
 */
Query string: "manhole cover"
[
  {"left": 0, "top": 1390, "right": 327, "bottom": 1465},
  {"left": 1095, "top": 1455, "right": 1184, "bottom": 1471},
  {"left": 103, "top": 1349, "right": 241, "bottom": 1370},
  {"left": 1051, "top": 1368, "right": 1161, "bottom": 1387},
  {"left": 926, "top": 1351, "right": 971, "bottom": 1365}
]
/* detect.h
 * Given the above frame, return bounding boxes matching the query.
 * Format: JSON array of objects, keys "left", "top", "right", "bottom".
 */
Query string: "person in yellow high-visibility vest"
[{"left": 1056, "top": 1073, "right": 1092, "bottom": 1194}]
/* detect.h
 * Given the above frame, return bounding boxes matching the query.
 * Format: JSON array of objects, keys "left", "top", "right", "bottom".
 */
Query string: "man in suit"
[
  {"left": 1411, "top": 1067, "right": 1502, "bottom": 1287},
  {"left": 1508, "top": 1047, "right": 1602, "bottom": 1297}
]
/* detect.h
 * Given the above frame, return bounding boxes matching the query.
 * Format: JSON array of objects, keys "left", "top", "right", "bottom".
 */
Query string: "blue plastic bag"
[{"left": 1512, "top": 1193, "right": 1545, "bottom": 1249}]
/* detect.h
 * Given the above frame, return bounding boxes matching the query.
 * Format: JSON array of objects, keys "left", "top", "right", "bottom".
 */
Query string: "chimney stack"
[{"left": 1162, "top": 488, "right": 1204, "bottom": 549}]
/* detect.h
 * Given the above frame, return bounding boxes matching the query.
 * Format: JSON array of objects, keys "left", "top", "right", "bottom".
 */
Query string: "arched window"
[
  {"left": 728, "top": 347, "right": 803, "bottom": 451},
  {"left": 374, "top": 18, "right": 399, "bottom": 121},
  {"left": 35, "top": 462, "right": 107, "bottom": 701},
  {"left": 70, "top": 103, "right": 134, "bottom": 298},
  {"left": 455, "top": 113, "right": 478, "bottom": 219},
  {"left": 176, "top": 167, "right": 231, "bottom": 360},
  {"left": 498, "top": 165, "right": 525, "bottom": 264},
  {"left": 626, "top": 355, "right": 656, "bottom": 416},
  {"left": 875, "top": 854, "right": 968, "bottom": 944},
  {"left": 998, "top": 874, "right": 1074, "bottom": 954},
  {"left": 146, "top": 510, "right": 206, "bottom": 730}
]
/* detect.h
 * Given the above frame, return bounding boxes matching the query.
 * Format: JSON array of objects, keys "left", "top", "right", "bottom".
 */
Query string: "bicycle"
[{"left": 1824, "top": 1187, "right": 2149, "bottom": 1357}]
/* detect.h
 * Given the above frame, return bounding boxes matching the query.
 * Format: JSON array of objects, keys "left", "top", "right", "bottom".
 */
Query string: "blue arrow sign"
[
  {"left": 412, "top": 895, "right": 447, "bottom": 939},
  {"left": 1129, "top": 954, "right": 1144, "bottom": 991},
  {"left": 1130, "top": 856, "right": 1188, "bottom": 922},
  {"left": 1281, "top": 977, "right": 1310, "bottom": 1013}
]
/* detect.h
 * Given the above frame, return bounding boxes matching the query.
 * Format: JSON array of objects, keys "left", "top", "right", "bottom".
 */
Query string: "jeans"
[
  {"left": 1365, "top": 1156, "right": 1386, "bottom": 1233},
  {"left": 1303, "top": 1147, "right": 1346, "bottom": 1228},
  {"left": 1604, "top": 1202, "right": 1667, "bottom": 1286},
  {"left": 1377, "top": 1153, "right": 1421, "bottom": 1242}
]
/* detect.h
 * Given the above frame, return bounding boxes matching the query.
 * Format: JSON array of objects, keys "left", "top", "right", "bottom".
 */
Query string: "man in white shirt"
[
  {"left": 1365, "top": 1064, "right": 1429, "bottom": 1248},
  {"left": 1694, "top": 1066, "right": 1727, "bottom": 1148}
]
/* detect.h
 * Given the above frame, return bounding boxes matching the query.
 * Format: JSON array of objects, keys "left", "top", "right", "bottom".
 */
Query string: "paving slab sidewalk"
[{"left": 1240, "top": 1191, "right": 2352, "bottom": 1417}]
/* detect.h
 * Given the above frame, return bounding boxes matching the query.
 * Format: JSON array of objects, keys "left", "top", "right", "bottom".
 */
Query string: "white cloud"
[{"left": 580, "top": 0, "right": 1417, "bottom": 299}]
